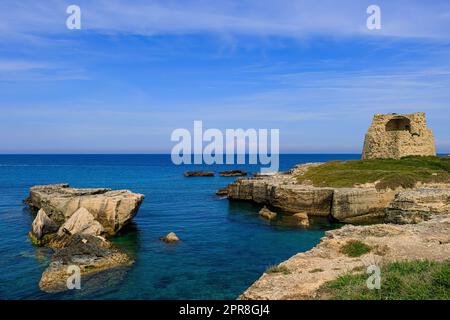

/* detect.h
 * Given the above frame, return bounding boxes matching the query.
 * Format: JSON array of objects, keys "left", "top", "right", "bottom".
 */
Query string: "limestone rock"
[
  {"left": 258, "top": 206, "right": 277, "bottom": 220},
  {"left": 57, "top": 207, "right": 103, "bottom": 237},
  {"left": 362, "top": 112, "right": 436, "bottom": 160},
  {"left": 216, "top": 186, "right": 229, "bottom": 196},
  {"left": 184, "top": 171, "right": 215, "bottom": 177},
  {"left": 219, "top": 170, "right": 247, "bottom": 177},
  {"left": 331, "top": 188, "right": 396, "bottom": 222},
  {"left": 240, "top": 216, "right": 450, "bottom": 300},
  {"left": 292, "top": 212, "right": 309, "bottom": 227},
  {"left": 386, "top": 188, "right": 450, "bottom": 224},
  {"left": 29, "top": 209, "right": 59, "bottom": 245},
  {"left": 39, "top": 234, "right": 132, "bottom": 293},
  {"left": 160, "top": 232, "right": 180, "bottom": 243},
  {"left": 25, "top": 184, "right": 144, "bottom": 235}
]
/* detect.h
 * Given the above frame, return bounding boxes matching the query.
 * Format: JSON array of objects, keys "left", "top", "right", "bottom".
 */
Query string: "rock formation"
[
  {"left": 160, "top": 232, "right": 180, "bottom": 243},
  {"left": 219, "top": 170, "right": 247, "bottom": 177},
  {"left": 25, "top": 183, "right": 144, "bottom": 235},
  {"left": 184, "top": 171, "right": 215, "bottom": 177},
  {"left": 25, "top": 184, "right": 144, "bottom": 292},
  {"left": 240, "top": 215, "right": 450, "bottom": 300},
  {"left": 258, "top": 206, "right": 277, "bottom": 220},
  {"left": 362, "top": 112, "right": 436, "bottom": 159}
]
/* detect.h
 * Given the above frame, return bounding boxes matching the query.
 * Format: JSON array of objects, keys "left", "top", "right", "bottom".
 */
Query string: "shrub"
[
  {"left": 265, "top": 265, "right": 291, "bottom": 275},
  {"left": 340, "top": 240, "right": 372, "bottom": 257}
]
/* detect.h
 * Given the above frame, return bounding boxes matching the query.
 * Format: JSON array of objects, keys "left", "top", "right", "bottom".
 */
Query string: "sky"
[{"left": 0, "top": 0, "right": 449, "bottom": 153}]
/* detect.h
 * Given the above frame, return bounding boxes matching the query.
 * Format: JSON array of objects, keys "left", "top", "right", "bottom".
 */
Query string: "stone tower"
[{"left": 362, "top": 112, "right": 436, "bottom": 159}]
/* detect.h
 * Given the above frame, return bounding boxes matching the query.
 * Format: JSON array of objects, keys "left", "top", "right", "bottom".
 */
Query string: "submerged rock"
[
  {"left": 160, "top": 232, "right": 180, "bottom": 243},
  {"left": 258, "top": 206, "right": 277, "bottom": 220},
  {"left": 25, "top": 184, "right": 144, "bottom": 235},
  {"left": 292, "top": 212, "right": 310, "bottom": 227},
  {"left": 219, "top": 170, "right": 247, "bottom": 177},
  {"left": 39, "top": 234, "right": 132, "bottom": 293},
  {"left": 184, "top": 171, "right": 215, "bottom": 177}
]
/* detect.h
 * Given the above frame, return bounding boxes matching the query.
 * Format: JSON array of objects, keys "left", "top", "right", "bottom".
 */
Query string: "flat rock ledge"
[
  {"left": 224, "top": 163, "right": 450, "bottom": 223},
  {"left": 25, "top": 183, "right": 144, "bottom": 235},
  {"left": 240, "top": 215, "right": 450, "bottom": 300},
  {"left": 25, "top": 184, "right": 144, "bottom": 293}
]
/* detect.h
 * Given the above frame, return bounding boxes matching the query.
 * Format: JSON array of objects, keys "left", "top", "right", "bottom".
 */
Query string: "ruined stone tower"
[{"left": 362, "top": 112, "right": 436, "bottom": 159}]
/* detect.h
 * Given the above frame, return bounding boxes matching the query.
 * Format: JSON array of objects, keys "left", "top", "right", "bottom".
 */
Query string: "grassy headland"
[
  {"left": 296, "top": 156, "right": 450, "bottom": 189},
  {"left": 318, "top": 260, "right": 450, "bottom": 300}
]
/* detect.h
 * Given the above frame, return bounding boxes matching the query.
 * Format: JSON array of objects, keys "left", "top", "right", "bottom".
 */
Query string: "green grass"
[
  {"left": 296, "top": 156, "right": 450, "bottom": 188},
  {"left": 265, "top": 265, "right": 291, "bottom": 275},
  {"left": 318, "top": 260, "right": 450, "bottom": 300},
  {"left": 340, "top": 240, "right": 372, "bottom": 257}
]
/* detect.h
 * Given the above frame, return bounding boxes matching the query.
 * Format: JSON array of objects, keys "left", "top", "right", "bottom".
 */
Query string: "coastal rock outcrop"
[
  {"left": 219, "top": 170, "right": 247, "bottom": 177},
  {"left": 386, "top": 188, "right": 450, "bottom": 224},
  {"left": 25, "top": 184, "right": 143, "bottom": 293},
  {"left": 240, "top": 215, "right": 450, "bottom": 300},
  {"left": 160, "top": 232, "right": 180, "bottom": 243},
  {"left": 25, "top": 184, "right": 144, "bottom": 235},
  {"left": 184, "top": 171, "right": 215, "bottom": 177}
]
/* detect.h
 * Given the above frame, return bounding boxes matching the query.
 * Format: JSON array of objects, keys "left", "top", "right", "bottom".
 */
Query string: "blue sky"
[{"left": 0, "top": 0, "right": 449, "bottom": 153}]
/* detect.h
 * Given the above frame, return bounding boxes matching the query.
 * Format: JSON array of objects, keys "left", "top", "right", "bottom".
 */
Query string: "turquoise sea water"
[{"left": 0, "top": 154, "right": 359, "bottom": 300}]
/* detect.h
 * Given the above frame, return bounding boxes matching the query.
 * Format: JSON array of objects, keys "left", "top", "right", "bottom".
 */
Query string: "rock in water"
[
  {"left": 216, "top": 186, "right": 229, "bottom": 196},
  {"left": 57, "top": 207, "right": 103, "bottom": 237},
  {"left": 259, "top": 206, "right": 277, "bottom": 220},
  {"left": 184, "top": 171, "right": 215, "bottom": 177},
  {"left": 24, "top": 184, "right": 144, "bottom": 235},
  {"left": 293, "top": 212, "right": 310, "bottom": 227},
  {"left": 39, "top": 234, "right": 132, "bottom": 293},
  {"left": 219, "top": 170, "right": 247, "bottom": 177},
  {"left": 160, "top": 232, "right": 180, "bottom": 243},
  {"left": 29, "top": 209, "right": 59, "bottom": 245}
]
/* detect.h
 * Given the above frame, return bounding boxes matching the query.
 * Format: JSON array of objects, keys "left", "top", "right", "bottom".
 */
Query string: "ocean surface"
[{"left": 0, "top": 154, "right": 360, "bottom": 300}]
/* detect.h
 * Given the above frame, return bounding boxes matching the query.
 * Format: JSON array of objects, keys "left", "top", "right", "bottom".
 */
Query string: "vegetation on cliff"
[
  {"left": 318, "top": 260, "right": 450, "bottom": 300},
  {"left": 296, "top": 156, "right": 450, "bottom": 189}
]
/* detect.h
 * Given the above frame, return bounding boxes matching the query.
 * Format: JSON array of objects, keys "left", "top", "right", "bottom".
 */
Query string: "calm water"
[{"left": 0, "top": 154, "right": 359, "bottom": 300}]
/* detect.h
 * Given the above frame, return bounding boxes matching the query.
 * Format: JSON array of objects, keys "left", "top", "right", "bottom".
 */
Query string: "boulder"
[
  {"left": 29, "top": 209, "right": 59, "bottom": 245},
  {"left": 259, "top": 206, "right": 277, "bottom": 220},
  {"left": 24, "top": 184, "right": 144, "bottom": 235},
  {"left": 216, "top": 186, "right": 229, "bottom": 196},
  {"left": 219, "top": 170, "right": 247, "bottom": 177},
  {"left": 39, "top": 234, "right": 132, "bottom": 293},
  {"left": 386, "top": 188, "right": 450, "bottom": 224},
  {"left": 184, "top": 171, "right": 215, "bottom": 177},
  {"left": 57, "top": 207, "right": 103, "bottom": 237},
  {"left": 160, "top": 232, "right": 180, "bottom": 243},
  {"left": 292, "top": 212, "right": 309, "bottom": 227}
]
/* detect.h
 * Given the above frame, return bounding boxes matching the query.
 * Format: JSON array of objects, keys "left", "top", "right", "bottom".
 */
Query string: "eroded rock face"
[
  {"left": 29, "top": 209, "right": 59, "bottom": 245},
  {"left": 25, "top": 184, "right": 144, "bottom": 235},
  {"left": 39, "top": 234, "right": 132, "bottom": 293},
  {"left": 240, "top": 216, "right": 450, "bottom": 300},
  {"left": 57, "top": 207, "right": 103, "bottom": 237},
  {"left": 386, "top": 188, "right": 450, "bottom": 224},
  {"left": 331, "top": 188, "right": 396, "bottom": 222}
]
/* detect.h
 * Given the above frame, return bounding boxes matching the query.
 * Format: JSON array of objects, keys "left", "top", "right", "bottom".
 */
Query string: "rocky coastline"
[
  {"left": 217, "top": 161, "right": 450, "bottom": 299},
  {"left": 25, "top": 183, "right": 144, "bottom": 292}
]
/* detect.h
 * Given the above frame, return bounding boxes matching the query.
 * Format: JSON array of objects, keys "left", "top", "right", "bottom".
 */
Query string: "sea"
[{"left": 0, "top": 154, "right": 360, "bottom": 299}]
